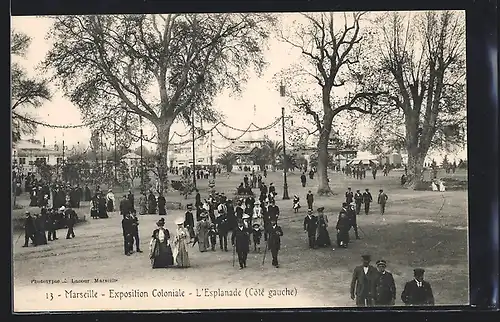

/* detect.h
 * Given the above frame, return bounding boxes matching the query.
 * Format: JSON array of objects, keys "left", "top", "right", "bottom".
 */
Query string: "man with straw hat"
[{"left": 373, "top": 259, "right": 396, "bottom": 306}]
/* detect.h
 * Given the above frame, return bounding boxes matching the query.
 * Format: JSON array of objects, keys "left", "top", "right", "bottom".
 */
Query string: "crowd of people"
[{"left": 16, "top": 167, "right": 437, "bottom": 306}]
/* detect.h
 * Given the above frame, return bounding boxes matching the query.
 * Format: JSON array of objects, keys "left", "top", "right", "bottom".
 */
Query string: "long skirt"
[
  {"left": 175, "top": 243, "right": 190, "bottom": 268},
  {"left": 152, "top": 242, "right": 174, "bottom": 268},
  {"left": 106, "top": 200, "right": 114, "bottom": 212},
  {"left": 35, "top": 230, "right": 47, "bottom": 245},
  {"left": 98, "top": 207, "right": 109, "bottom": 219},
  {"left": 29, "top": 196, "right": 38, "bottom": 207},
  {"left": 336, "top": 229, "right": 350, "bottom": 247},
  {"left": 316, "top": 226, "right": 331, "bottom": 247},
  {"left": 158, "top": 206, "right": 166, "bottom": 216},
  {"left": 198, "top": 233, "right": 209, "bottom": 252}
]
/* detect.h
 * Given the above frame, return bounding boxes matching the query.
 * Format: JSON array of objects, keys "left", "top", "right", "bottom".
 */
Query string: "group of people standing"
[
  {"left": 22, "top": 206, "right": 78, "bottom": 247},
  {"left": 146, "top": 176, "right": 285, "bottom": 270},
  {"left": 345, "top": 187, "right": 389, "bottom": 219},
  {"left": 350, "top": 254, "right": 435, "bottom": 306}
]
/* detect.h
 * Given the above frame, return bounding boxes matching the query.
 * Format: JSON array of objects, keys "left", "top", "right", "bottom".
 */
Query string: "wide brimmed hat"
[
  {"left": 242, "top": 214, "right": 250, "bottom": 219},
  {"left": 175, "top": 218, "right": 184, "bottom": 225},
  {"left": 59, "top": 206, "right": 66, "bottom": 211},
  {"left": 317, "top": 207, "right": 325, "bottom": 212},
  {"left": 156, "top": 219, "right": 165, "bottom": 226}
]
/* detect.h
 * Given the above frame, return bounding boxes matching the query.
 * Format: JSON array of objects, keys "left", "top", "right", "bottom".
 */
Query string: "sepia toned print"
[{"left": 11, "top": 11, "right": 468, "bottom": 312}]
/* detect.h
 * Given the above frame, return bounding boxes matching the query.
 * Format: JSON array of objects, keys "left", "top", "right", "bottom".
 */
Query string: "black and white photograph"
[{"left": 11, "top": 10, "right": 469, "bottom": 311}]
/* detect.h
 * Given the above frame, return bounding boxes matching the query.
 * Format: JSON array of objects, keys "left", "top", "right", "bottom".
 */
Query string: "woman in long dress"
[
  {"left": 195, "top": 214, "right": 210, "bottom": 252},
  {"left": 316, "top": 207, "right": 331, "bottom": 247},
  {"left": 139, "top": 193, "right": 147, "bottom": 215},
  {"left": 106, "top": 189, "right": 115, "bottom": 212},
  {"left": 173, "top": 219, "right": 190, "bottom": 268},
  {"left": 157, "top": 193, "right": 167, "bottom": 216},
  {"left": 149, "top": 218, "right": 174, "bottom": 268}
]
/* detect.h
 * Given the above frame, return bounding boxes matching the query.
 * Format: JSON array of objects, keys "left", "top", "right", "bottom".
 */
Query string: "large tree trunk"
[
  {"left": 155, "top": 120, "right": 172, "bottom": 194},
  {"left": 316, "top": 115, "right": 333, "bottom": 195},
  {"left": 405, "top": 149, "right": 426, "bottom": 189}
]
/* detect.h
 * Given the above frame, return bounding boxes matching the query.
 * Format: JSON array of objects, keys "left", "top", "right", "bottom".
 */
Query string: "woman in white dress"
[
  {"left": 173, "top": 218, "right": 190, "bottom": 268},
  {"left": 106, "top": 189, "right": 115, "bottom": 212}
]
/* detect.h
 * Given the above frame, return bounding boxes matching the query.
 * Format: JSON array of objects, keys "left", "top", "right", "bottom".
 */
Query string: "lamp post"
[
  {"left": 191, "top": 110, "right": 197, "bottom": 188},
  {"left": 114, "top": 122, "right": 118, "bottom": 184},
  {"left": 140, "top": 116, "right": 144, "bottom": 191},
  {"left": 280, "top": 81, "right": 290, "bottom": 200}
]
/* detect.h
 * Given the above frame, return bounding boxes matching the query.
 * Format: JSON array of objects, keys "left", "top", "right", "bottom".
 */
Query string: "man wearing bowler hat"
[
  {"left": 373, "top": 259, "right": 396, "bottom": 306},
  {"left": 401, "top": 268, "right": 435, "bottom": 306},
  {"left": 350, "top": 254, "right": 378, "bottom": 306}
]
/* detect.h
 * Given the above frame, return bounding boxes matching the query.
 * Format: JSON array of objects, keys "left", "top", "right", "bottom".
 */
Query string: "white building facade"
[{"left": 12, "top": 139, "right": 63, "bottom": 175}]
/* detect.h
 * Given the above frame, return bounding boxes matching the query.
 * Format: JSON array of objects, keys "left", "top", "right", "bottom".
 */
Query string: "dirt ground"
[{"left": 12, "top": 169, "right": 468, "bottom": 311}]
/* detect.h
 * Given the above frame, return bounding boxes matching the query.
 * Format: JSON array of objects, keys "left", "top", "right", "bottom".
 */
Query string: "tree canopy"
[{"left": 42, "top": 13, "right": 276, "bottom": 191}]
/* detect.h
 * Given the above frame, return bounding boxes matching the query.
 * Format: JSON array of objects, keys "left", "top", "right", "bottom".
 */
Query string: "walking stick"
[
  {"left": 261, "top": 241, "right": 268, "bottom": 266},
  {"left": 232, "top": 243, "right": 236, "bottom": 267}
]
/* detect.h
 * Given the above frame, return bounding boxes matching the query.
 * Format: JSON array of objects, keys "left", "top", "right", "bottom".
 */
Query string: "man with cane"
[
  {"left": 264, "top": 219, "right": 283, "bottom": 268},
  {"left": 231, "top": 220, "right": 250, "bottom": 269}
]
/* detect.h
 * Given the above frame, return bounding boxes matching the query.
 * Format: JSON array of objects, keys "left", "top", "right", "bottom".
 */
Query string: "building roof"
[
  {"left": 14, "top": 140, "right": 62, "bottom": 157},
  {"left": 121, "top": 152, "right": 142, "bottom": 160},
  {"left": 229, "top": 145, "right": 259, "bottom": 155}
]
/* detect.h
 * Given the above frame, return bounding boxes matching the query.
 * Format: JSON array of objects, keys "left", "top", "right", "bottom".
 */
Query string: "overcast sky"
[{"left": 11, "top": 13, "right": 466, "bottom": 162}]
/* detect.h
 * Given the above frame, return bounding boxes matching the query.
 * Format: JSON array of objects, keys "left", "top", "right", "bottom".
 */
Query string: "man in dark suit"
[
  {"left": 306, "top": 190, "right": 314, "bottom": 210},
  {"left": 377, "top": 189, "right": 388, "bottom": 220},
  {"left": 231, "top": 220, "right": 250, "bottom": 269},
  {"left": 64, "top": 206, "right": 77, "bottom": 239},
  {"left": 130, "top": 211, "right": 143, "bottom": 253},
  {"left": 22, "top": 211, "right": 36, "bottom": 247},
  {"left": 127, "top": 189, "right": 135, "bottom": 212},
  {"left": 46, "top": 208, "right": 58, "bottom": 241},
  {"left": 362, "top": 188, "right": 373, "bottom": 215},
  {"left": 303, "top": 209, "right": 318, "bottom": 248},
  {"left": 267, "top": 200, "right": 280, "bottom": 221},
  {"left": 401, "top": 268, "right": 435, "bottom": 306},
  {"left": 215, "top": 211, "right": 229, "bottom": 252},
  {"left": 373, "top": 259, "right": 396, "bottom": 306},
  {"left": 354, "top": 189, "right": 363, "bottom": 215},
  {"left": 119, "top": 195, "right": 131, "bottom": 218},
  {"left": 345, "top": 187, "right": 354, "bottom": 204},
  {"left": 267, "top": 219, "right": 283, "bottom": 268},
  {"left": 350, "top": 254, "right": 378, "bottom": 306},
  {"left": 121, "top": 213, "right": 134, "bottom": 256},
  {"left": 336, "top": 204, "right": 351, "bottom": 247}
]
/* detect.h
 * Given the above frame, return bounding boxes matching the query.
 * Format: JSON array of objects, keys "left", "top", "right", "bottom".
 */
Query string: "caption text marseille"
[{"left": 46, "top": 287, "right": 298, "bottom": 301}]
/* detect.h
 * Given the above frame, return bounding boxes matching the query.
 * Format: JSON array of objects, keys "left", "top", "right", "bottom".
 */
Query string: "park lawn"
[{"left": 12, "top": 170, "right": 469, "bottom": 307}]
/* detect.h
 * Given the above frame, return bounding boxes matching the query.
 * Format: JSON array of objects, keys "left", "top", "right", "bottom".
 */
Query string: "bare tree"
[
  {"left": 367, "top": 11, "right": 466, "bottom": 187},
  {"left": 42, "top": 13, "right": 276, "bottom": 192},
  {"left": 276, "top": 12, "right": 387, "bottom": 195},
  {"left": 11, "top": 30, "right": 51, "bottom": 142}
]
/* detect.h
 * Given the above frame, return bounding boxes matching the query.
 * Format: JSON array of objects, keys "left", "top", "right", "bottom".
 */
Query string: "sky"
[
  {"left": 11, "top": 13, "right": 467, "bottom": 162},
  {"left": 11, "top": 14, "right": 308, "bottom": 151}
]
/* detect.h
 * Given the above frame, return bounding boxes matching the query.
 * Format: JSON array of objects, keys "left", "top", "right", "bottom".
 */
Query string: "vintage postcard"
[{"left": 11, "top": 10, "right": 468, "bottom": 312}]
